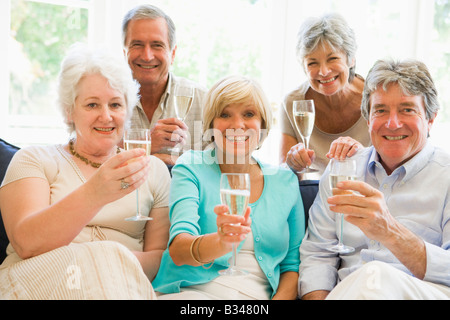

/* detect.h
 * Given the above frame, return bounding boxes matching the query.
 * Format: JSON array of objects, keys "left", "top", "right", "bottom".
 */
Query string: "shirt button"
[
  {"left": 258, "top": 256, "right": 263, "bottom": 261},
  {"left": 268, "top": 273, "right": 273, "bottom": 277},
  {"left": 255, "top": 237, "right": 260, "bottom": 242}
]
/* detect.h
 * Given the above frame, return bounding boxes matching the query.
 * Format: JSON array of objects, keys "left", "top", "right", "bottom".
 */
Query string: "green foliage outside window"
[{"left": 9, "top": 0, "right": 88, "bottom": 116}]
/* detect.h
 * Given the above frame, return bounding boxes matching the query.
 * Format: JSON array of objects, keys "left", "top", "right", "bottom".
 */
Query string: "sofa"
[
  {"left": 0, "top": 138, "right": 318, "bottom": 264},
  {"left": 0, "top": 139, "right": 20, "bottom": 263}
]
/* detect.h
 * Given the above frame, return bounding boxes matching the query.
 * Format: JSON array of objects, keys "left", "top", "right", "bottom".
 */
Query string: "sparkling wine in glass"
[
  {"left": 293, "top": 100, "right": 318, "bottom": 173},
  {"left": 170, "top": 85, "right": 194, "bottom": 154},
  {"left": 327, "top": 158, "right": 357, "bottom": 254},
  {"left": 219, "top": 173, "right": 250, "bottom": 276},
  {"left": 124, "top": 129, "right": 152, "bottom": 222},
  {"left": 174, "top": 85, "right": 194, "bottom": 121}
]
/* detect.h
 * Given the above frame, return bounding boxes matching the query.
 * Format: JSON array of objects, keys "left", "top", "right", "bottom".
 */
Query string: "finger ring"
[{"left": 120, "top": 179, "right": 130, "bottom": 190}]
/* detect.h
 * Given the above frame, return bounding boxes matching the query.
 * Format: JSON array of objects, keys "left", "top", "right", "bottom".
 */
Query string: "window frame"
[{"left": 1, "top": 0, "right": 449, "bottom": 158}]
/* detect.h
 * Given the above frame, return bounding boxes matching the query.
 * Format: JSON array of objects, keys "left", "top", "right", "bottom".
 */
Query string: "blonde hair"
[{"left": 202, "top": 75, "right": 273, "bottom": 147}]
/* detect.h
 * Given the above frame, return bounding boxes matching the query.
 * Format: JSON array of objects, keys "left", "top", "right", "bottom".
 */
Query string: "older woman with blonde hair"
[
  {"left": 152, "top": 75, "right": 305, "bottom": 300},
  {"left": 0, "top": 43, "right": 171, "bottom": 299}
]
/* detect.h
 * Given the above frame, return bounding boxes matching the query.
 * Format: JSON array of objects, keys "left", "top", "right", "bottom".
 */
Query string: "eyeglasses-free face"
[{"left": 368, "top": 83, "right": 435, "bottom": 174}]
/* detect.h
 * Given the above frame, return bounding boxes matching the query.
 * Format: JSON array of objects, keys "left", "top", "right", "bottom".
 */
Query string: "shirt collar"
[
  {"left": 367, "top": 141, "right": 435, "bottom": 182},
  {"left": 401, "top": 141, "right": 434, "bottom": 182},
  {"left": 136, "top": 72, "right": 173, "bottom": 112},
  {"left": 166, "top": 72, "right": 174, "bottom": 96},
  {"left": 161, "top": 72, "right": 173, "bottom": 111}
]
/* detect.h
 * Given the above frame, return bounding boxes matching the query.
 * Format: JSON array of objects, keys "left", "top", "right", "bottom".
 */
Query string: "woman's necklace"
[{"left": 69, "top": 139, "right": 120, "bottom": 169}]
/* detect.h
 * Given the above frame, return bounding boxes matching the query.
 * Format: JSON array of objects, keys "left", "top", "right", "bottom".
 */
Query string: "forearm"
[
  {"left": 169, "top": 233, "right": 231, "bottom": 266},
  {"left": 383, "top": 221, "right": 427, "bottom": 279},
  {"left": 134, "top": 249, "right": 165, "bottom": 281},
  {"left": 301, "top": 290, "right": 329, "bottom": 300},
  {"left": 272, "top": 271, "right": 298, "bottom": 300},
  {"left": 139, "top": 207, "right": 170, "bottom": 280},
  {"left": 8, "top": 183, "right": 104, "bottom": 258}
]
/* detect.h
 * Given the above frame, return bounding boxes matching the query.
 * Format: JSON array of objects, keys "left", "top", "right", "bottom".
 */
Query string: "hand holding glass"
[
  {"left": 123, "top": 129, "right": 152, "bottom": 222},
  {"left": 293, "top": 100, "right": 318, "bottom": 173},
  {"left": 327, "top": 158, "right": 357, "bottom": 254},
  {"left": 219, "top": 173, "right": 250, "bottom": 276}
]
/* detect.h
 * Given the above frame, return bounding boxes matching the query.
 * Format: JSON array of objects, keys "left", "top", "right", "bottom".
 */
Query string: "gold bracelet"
[
  {"left": 189, "top": 236, "right": 203, "bottom": 264},
  {"left": 189, "top": 235, "right": 214, "bottom": 269},
  {"left": 196, "top": 235, "right": 214, "bottom": 269}
]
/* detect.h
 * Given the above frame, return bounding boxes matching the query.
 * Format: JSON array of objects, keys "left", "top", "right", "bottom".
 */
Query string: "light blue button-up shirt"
[{"left": 299, "top": 142, "right": 450, "bottom": 296}]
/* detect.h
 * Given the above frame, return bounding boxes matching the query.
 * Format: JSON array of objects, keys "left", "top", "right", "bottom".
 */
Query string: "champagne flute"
[
  {"left": 123, "top": 129, "right": 152, "bottom": 222},
  {"left": 174, "top": 85, "right": 194, "bottom": 121},
  {"left": 219, "top": 173, "right": 250, "bottom": 276},
  {"left": 293, "top": 100, "right": 318, "bottom": 173},
  {"left": 170, "top": 85, "right": 194, "bottom": 154},
  {"left": 327, "top": 158, "right": 357, "bottom": 254}
]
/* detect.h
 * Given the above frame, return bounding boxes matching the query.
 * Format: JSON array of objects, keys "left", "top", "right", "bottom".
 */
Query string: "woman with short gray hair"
[
  {"left": 58, "top": 43, "right": 140, "bottom": 133},
  {"left": 280, "top": 13, "right": 371, "bottom": 177}
]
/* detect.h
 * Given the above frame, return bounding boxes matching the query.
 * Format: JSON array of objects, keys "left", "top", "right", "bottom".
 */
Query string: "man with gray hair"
[
  {"left": 122, "top": 4, "right": 207, "bottom": 166},
  {"left": 299, "top": 59, "right": 450, "bottom": 299}
]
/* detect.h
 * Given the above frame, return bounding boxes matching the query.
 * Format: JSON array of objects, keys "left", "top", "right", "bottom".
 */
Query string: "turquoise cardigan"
[{"left": 152, "top": 149, "right": 305, "bottom": 297}]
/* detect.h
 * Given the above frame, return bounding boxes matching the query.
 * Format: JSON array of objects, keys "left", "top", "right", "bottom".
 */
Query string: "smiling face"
[
  {"left": 304, "top": 42, "right": 354, "bottom": 96},
  {"left": 70, "top": 73, "right": 127, "bottom": 156},
  {"left": 212, "top": 102, "right": 262, "bottom": 164},
  {"left": 368, "top": 83, "right": 435, "bottom": 174},
  {"left": 124, "top": 18, "right": 176, "bottom": 89}
]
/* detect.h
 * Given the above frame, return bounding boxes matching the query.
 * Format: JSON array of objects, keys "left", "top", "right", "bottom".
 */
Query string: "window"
[
  {"left": 2, "top": 0, "right": 449, "bottom": 164},
  {"left": 4, "top": 0, "right": 89, "bottom": 146},
  {"left": 429, "top": 0, "right": 450, "bottom": 151}
]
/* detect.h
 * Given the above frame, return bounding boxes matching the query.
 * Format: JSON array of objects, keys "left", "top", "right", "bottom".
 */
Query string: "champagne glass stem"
[
  {"left": 338, "top": 213, "right": 344, "bottom": 248},
  {"left": 304, "top": 136, "right": 311, "bottom": 170},
  {"left": 231, "top": 244, "right": 237, "bottom": 269},
  {"left": 135, "top": 188, "right": 140, "bottom": 217}
]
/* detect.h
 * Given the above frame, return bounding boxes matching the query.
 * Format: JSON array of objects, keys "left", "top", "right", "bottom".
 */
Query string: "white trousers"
[{"left": 326, "top": 261, "right": 450, "bottom": 300}]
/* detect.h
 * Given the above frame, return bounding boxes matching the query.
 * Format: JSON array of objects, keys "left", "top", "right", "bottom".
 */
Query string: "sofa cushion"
[
  {"left": 0, "top": 139, "right": 20, "bottom": 263},
  {"left": 299, "top": 179, "right": 319, "bottom": 230}
]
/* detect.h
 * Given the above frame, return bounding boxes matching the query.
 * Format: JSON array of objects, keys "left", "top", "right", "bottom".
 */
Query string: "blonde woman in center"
[{"left": 152, "top": 75, "right": 305, "bottom": 300}]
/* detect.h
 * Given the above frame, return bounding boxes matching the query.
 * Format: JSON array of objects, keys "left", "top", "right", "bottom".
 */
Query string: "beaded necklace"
[{"left": 69, "top": 139, "right": 120, "bottom": 168}]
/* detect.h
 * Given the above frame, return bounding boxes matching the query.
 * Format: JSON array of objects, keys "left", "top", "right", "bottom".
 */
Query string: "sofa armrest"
[{"left": 0, "top": 139, "right": 20, "bottom": 263}]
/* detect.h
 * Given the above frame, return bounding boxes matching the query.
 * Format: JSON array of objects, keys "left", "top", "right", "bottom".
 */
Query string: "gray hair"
[
  {"left": 122, "top": 4, "right": 177, "bottom": 50},
  {"left": 361, "top": 59, "right": 439, "bottom": 121},
  {"left": 57, "top": 43, "right": 140, "bottom": 133},
  {"left": 296, "top": 13, "right": 358, "bottom": 82}
]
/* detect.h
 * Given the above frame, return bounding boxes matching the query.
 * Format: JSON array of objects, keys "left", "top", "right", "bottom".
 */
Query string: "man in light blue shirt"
[{"left": 299, "top": 59, "right": 450, "bottom": 299}]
